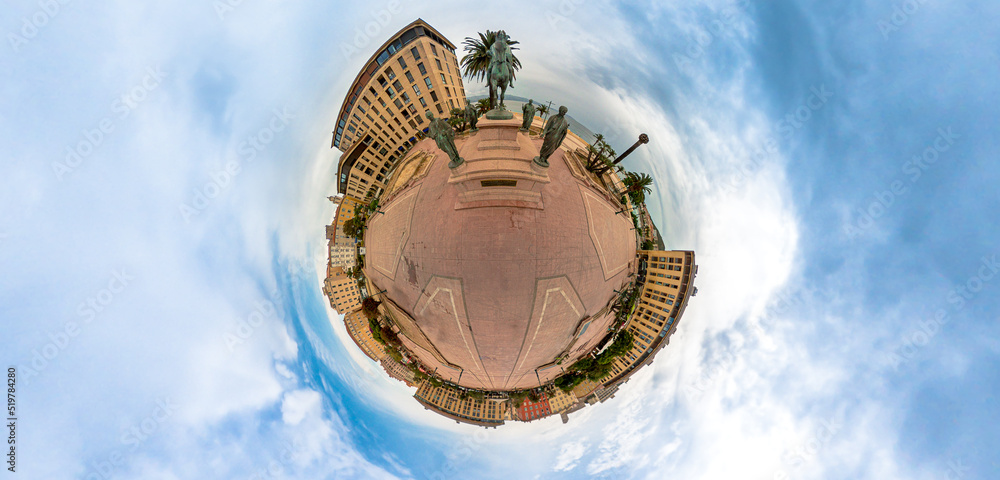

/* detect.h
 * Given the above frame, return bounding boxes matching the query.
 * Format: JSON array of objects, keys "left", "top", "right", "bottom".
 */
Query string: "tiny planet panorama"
[{"left": 323, "top": 19, "right": 697, "bottom": 427}]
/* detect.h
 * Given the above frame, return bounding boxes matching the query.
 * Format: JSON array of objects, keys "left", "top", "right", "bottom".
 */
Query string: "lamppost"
[{"left": 614, "top": 133, "right": 649, "bottom": 164}]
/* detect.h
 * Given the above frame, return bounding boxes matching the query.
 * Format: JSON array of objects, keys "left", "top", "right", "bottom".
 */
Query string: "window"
[
  {"left": 424, "top": 77, "right": 433, "bottom": 89},
  {"left": 407, "top": 104, "right": 417, "bottom": 114},
  {"left": 385, "top": 67, "right": 395, "bottom": 80},
  {"left": 445, "top": 87, "right": 450, "bottom": 97},
  {"left": 436, "top": 103, "right": 443, "bottom": 114},
  {"left": 435, "top": 59, "right": 442, "bottom": 70},
  {"left": 417, "top": 62, "right": 426, "bottom": 75},
  {"left": 410, "top": 46, "right": 421, "bottom": 60},
  {"left": 412, "top": 85, "right": 421, "bottom": 96},
  {"left": 440, "top": 73, "right": 447, "bottom": 84},
  {"left": 430, "top": 44, "right": 437, "bottom": 56},
  {"left": 418, "top": 97, "right": 426, "bottom": 107},
  {"left": 430, "top": 91, "right": 438, "bottom": 101},
  {"left": 397, "top": 57, "right": 406, "bottom": 69},
  {"left": 386, "top": 86, "right": 395, "bottom": 97},
  {"left": 393, "top": 80, "right": 403, "bottom": 91},
  {"left": 394, "top": 98, "right": 403, "bottom": 109},
  {"left": 376, "top": 76, "right": 386, "bottom": 86},
  {"left": 405, "top": 71, "right": 414, "bottom": 83},
  {"left": 401, "top": 92, "right": 410, "bottom": 103}
]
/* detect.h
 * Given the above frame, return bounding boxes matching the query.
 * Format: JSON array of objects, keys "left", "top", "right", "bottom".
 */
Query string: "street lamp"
[{"left": 613, "top": 133, "right": 649, "bottom": 165}]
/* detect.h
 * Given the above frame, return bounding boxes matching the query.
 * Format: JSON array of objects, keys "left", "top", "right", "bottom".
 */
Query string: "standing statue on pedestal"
[
  {"left": 426, "top": 112, "right": 464, "bottom": 168},
  {"left": 520, "top": 99, "right": 536, "bottom": 132},
  {"left": 534, "top": 106, "right": 569, "bottom": 167},
  {"left": 485, "top": 31, "right": 515, "bottom": 120},
  {"left": 464, "top": 99, "right": 479, "bottom": 132}
]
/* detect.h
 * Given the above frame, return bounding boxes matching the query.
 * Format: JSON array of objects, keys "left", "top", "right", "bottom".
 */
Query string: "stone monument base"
[
  {"left": 485, "top": 108, "right": 514, "bottom": 120},
  {"left": 448, "top": 117, "right": 549, "bottom": 210}
]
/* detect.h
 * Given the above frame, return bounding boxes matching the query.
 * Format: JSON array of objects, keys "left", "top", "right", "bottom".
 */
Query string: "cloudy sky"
[{"left": 2, "top": 0, "right": 998, "bottom": 479}]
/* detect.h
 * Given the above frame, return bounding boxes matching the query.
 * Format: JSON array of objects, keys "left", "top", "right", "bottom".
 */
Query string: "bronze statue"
[
  {"left": 534, "top": 106, "right": 569, "bottom": 167},
  {"left": 520, "top": 99, "right": 535, "bottom": 132},
  {"left": 464, "top": 99, "right": 479, "bottom": 131},
  {"left": 426, "top": 112, "right": 463, "bottom": 168},
  {"left": 485, "top": 30, "right": 515, "bottom": 119}
]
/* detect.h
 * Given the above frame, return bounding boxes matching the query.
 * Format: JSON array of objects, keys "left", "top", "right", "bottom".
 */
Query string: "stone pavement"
[{"left": 365, "top": 120, "right": 636, "bottom": 391}]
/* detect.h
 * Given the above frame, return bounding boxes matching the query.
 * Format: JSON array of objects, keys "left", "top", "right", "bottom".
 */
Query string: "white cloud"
[{"left": 553, "top": 440, "right": 588, "bottom": 472}]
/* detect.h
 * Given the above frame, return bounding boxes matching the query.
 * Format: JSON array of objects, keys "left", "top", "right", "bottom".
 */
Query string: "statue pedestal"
[
  {"left": 484, "top": 108, "right": 514, "bottom": 120},
  {"left": 448, "top": 118, "right": 549, "bottom": 210}
]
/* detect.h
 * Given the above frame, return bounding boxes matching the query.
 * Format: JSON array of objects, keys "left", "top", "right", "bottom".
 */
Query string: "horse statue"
[{"left": 487, "top": 31, "right": 514, "bottom": 113}]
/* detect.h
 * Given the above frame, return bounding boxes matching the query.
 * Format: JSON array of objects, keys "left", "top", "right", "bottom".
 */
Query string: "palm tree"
[
  {"left": 535, "top": 104, "right": 549, "bottom": 120},
  {"left": 623, "top": 172, "right": 653, "bottom": 205},
  {"left": 475, "top": 98, "right": 491, "bottom": 116},
  {"left": 461, "top": 31, "right": 522, "bottom": 109}
]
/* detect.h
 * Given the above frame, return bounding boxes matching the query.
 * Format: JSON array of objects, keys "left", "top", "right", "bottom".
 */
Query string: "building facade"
[
  {"left": 344, "top": 310, "right": 384, "bottom": 362},
  {"left": 380, "top": 358, "right": 416, "bottom": 387},
  {"left": 328, "top": 243, "right": 356, "bottom": 270},
  {"left": 547, "top": 388, "right": 578, "bottom": 413},
  {"left": 517, "top": 395, "right": 553, "bottom": 422},
  {"left": 330, "top": 196, "right": 362, "bottom": 247},
  {"left": 324, "top": 265, "right": 362, "bottom": 314},
  {"left": 333, "top": 19, "right": 467, "bottom": 200},
  {"left": 601, "top": 250, "right": 697, "bottom": 386},
  {"left": 413, "top": 380, "right": 507, "bottom": 427}
]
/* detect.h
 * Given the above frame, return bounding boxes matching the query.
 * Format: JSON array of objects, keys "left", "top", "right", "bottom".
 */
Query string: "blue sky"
[{"left": 1, "top": 0, "right": 998, "bottom": 479}]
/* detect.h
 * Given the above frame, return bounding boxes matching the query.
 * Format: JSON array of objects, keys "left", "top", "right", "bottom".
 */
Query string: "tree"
[
  {"left": 623, "top": 172, "right": 653, "bottom": 205},
  {"left": 448, "top": 107, "right": 467, "bottom": 132},
  {"left": 535, "top": 103, "right": 549, "bottom": 120},
  {"left": 605, "top": 331, "right": 635, "bottom": 358},
  {"left": 554, "top": 373, "right": 584, "bottom": 392},
  {"left": 460, "top": 31, "right": 522, "bottom": 109},
  {"left": 361, "top": 296, "right": 382, "bottom": 320},
  {"left": 342, "top": 218, "right": 361, "bottom": 239},
  {"left": 641, "top": 239, "right": 655, "bottom": 250},
  {"left": 475, "top": 98, "right": 491, "bottom": 116},
  {"left": 584, "top": 134, "right": 617, "bottom": 175}
]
